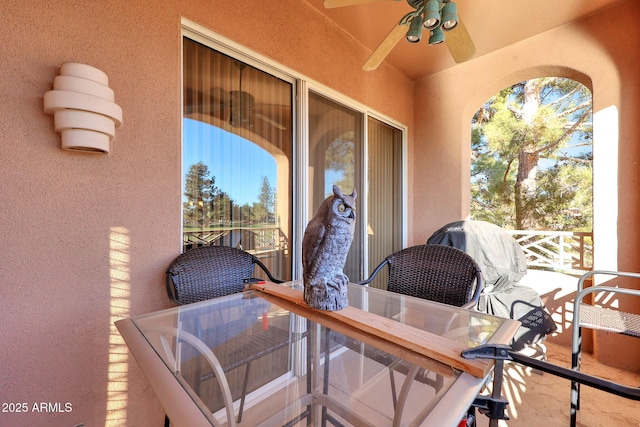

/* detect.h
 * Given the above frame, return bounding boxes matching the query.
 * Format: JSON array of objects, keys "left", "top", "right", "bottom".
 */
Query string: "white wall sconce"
[{"left": 44, "top": 63, "right": 122, "bottom": 154}]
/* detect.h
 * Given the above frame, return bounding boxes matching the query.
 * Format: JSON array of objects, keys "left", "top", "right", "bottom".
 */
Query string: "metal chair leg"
[
  {"left": 389, "top": 368, "right": 398, "bottom": 408},
  {"left": 237, "top": 360, "right": 252, "bottom": 423},
  {"left": 570, "top": 326, "right": 582, "bottom": 427},
  {"left": 322, "top": 327, "right": 331, "bottom": 427}
]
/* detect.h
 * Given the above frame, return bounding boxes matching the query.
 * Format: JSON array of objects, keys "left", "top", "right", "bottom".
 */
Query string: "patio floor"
[{"left": 477, "top": 340, "right": 640, "bottom": 427}]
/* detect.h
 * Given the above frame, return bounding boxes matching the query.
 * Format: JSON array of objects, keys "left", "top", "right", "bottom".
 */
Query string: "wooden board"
[{"left": 250, "top": 282, "right": 492, "bottom": 378}]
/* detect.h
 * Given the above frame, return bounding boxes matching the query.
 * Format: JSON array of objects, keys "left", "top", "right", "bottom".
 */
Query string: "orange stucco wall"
[
  {"left": 0, "top": 1, "right": 412, "bottom": 426},
  {"left": 1, "top": 0, "right": 639, "bottom": 425},
  {"left": 413, "top": 1, "right": 640, "bottom": 369}
]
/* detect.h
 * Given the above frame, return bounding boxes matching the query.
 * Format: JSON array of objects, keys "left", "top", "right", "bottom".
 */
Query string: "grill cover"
[{"left": 427, "top": 220, "right": 557, "bottom": 351}]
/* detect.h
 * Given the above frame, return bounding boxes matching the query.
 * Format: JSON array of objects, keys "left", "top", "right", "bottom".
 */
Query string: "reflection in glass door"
[
  {"left": 308, "top": 92, "right": 403, "bottom": 285},
  {"left": 182, "top": 37, "right": 293, "bottom": 281},
  {"left": 308, "top": 92, "right": 364, "bottom": 281},
  {"left": 367, "top": 117, "right": 403, "bottom": 289}
]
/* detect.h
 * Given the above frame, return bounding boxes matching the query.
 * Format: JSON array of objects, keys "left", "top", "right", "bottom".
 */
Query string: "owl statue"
[{"left": 302, "top": 184, "right": 357, "bottom": 311}]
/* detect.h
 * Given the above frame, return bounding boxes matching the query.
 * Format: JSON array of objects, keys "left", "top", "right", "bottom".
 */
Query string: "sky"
[{"left": 182, "top": 118, "right": 276, "bottom": 206}]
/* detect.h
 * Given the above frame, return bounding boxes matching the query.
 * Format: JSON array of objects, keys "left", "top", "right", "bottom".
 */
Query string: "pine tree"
[
  {"left": 472, "top": 77, "right": 592, "bottom": 230},
  {"left": 183, "top": 162, "right": 215, "bottom": 227}
]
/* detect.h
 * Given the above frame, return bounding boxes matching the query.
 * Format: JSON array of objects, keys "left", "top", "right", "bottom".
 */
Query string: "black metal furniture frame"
[
  {"left": 507, "top": 269, "right": 640, "bottom": 427},
  {"left": 569, "top": 270, "right": 640, "bottom": 426}
]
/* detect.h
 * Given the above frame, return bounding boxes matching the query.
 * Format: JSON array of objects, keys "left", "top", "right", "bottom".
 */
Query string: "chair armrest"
[
  {"left": 356, "top": 259, "right": 389, "bottom": 286},
  {"left": 253, "top": 257, "right": 284, "bottom": 283},
  {"left": 576, "top": 270, "right": 640, "bottom": 293},
  {"left": 462, "top": 270, "right": 483, "bottom": 309}
]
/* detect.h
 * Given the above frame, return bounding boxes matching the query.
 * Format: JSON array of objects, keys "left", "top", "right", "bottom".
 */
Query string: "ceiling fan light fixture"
[
  {"left": 428, "top": 24, "right": 445, "bottom": 45},
  {"left": 441, "top": 1, "right": 458, "bottom": 30},
  {"left": 422, "top": 0, "right": 441, "bottom": 30},
  {"left": 406, "top": 13, "right": 424, "bottom": 43}
]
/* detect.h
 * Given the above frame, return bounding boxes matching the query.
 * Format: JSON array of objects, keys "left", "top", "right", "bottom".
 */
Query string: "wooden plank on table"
[
  {"left": 256, "top": 288, "right": 456, "bottom": 378},
  {"left": 249, "top": 281, "right": 492, "bottom": 378}
]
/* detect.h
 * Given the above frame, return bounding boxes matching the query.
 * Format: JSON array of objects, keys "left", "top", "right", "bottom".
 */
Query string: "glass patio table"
[{"left": 116, "top": 281, "right": 520, "bottom": 427}]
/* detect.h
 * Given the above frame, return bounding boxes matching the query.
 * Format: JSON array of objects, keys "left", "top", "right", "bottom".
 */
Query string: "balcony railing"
[
  {"left": 183, "top": 227, "right": 592, "bottom": 274},
  {"left": 183, "top": 227, "right": 287, "bottom": 254},
  {"left": 506, "top": 230, "right": 593, "bottom": 272}
]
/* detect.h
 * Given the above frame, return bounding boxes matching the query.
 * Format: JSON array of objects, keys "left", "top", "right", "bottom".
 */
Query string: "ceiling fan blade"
[
  {"left": 363, "top": 23, "right": 407, "bottom": 71},
  {"left": 444, "top": 17, "right": 476, "bottom": 63},
  {"left": 324, "top": 0, "right": 390, "bottom": 8},
  {"left": 255, "top": 113, "right": 287, "bottom": 130}
]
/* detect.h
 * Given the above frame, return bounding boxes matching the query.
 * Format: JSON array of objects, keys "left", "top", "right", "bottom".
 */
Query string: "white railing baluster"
[{"left": 506, "top": 230, "right": 592, "bottom": 272}]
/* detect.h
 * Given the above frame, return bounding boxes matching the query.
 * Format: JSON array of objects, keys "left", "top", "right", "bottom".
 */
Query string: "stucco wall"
[
  {"left": 413, "top": 1, "right": 640, "bottom": 369},
  {"left": 2, "top": 0, "right": 639, "bottom": 425},
  {"left": 0, "top": 1, "right": 412, "bottom": 426}
]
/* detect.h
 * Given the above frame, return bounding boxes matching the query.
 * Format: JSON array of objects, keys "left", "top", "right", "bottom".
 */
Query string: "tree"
[
  {"left": 254, "top": 176, "right": 275, "bottom": 223},
  {"left": 184, "top": 162, "right": 243, "bottom": 228},
  {"left": 183, "top": 162, "right": 215, "bottom": 227},
  {"left": 183, "top": 162, "right": 279, "bottom": 229},
  {"left": 326, "top": 133, "right": 356, "bottom": 194},
  {"left": 471, "top": 77, "right": 593, "bottom": 230},
  {"left": 210, "top": 190, "right": 233, "bottom": 225}
]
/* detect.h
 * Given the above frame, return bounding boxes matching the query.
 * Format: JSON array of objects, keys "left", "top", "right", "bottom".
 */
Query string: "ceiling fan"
[
  {"left": 324, "top": 0, "right": 476, "bottom": 71},
  {"left": 207, "top": 62, "right": 287, "bottom": 131}
]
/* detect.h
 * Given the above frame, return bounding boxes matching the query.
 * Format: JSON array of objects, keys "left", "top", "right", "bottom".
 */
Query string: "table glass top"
[{"left": 130, "top": 281, "right": 513, "bottom": 426}]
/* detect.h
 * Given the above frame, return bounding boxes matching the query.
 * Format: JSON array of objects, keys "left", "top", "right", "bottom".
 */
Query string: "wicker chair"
[
  {"left": 355, "top": 244, "right": 483, "bottom": 412},
  {"left": 165, "top": 245, "right": 286, "bottom": 424},
  {"left": 166, "top": 245, "right": 282, "bottom": 305},
  {"left": 360, "top": 244, "right": 483, "bottom": 309}
]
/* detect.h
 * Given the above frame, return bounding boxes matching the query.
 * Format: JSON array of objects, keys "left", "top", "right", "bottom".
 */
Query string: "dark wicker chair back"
[
  {"left": 166, "top": 245, "right": 282, "bottom": 305},
  {"left": 360, "top": 244, "right": 483, "bottom": 308}
]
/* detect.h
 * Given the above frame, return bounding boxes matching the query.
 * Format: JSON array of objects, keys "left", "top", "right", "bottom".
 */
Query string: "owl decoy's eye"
[{"left": 338, "top": 203, "right": 346, "bottom": 212}]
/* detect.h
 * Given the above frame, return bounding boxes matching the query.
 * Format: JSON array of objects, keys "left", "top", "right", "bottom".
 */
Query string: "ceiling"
[{"left": 307, "top": 0, "right": 627, "bottom": 80}]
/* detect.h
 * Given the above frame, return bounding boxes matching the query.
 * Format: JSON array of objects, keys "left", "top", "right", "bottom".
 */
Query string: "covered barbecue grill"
[{"left": 427, "top": 219, "right": 557, "bottom": 351}]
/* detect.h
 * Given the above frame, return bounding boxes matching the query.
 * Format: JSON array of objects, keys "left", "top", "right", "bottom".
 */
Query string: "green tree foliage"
[
  {"left": 210, "top": 191, "right": 233, "bottom": 226},
  {"left": 254, "top": 176, "right": 275, "bottom": 223},
  {"left": 326, "top": 133, "right": 356, "bottom": 194},
  {"left": 471, "top": 78, "right": 593, "bottom": 231},
  {"left": 183, "top": 163, "right": 275, "bottom": 229},
  {"left": 183, "top": 162, "right": 216, "bottom": 227}
]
